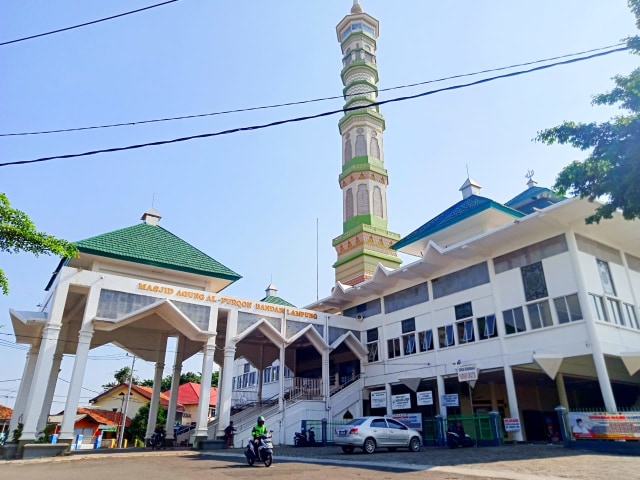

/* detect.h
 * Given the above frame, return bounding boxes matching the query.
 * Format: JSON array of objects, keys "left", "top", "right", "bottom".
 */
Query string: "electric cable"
[
  {"left": 0, "top": 0, "right": 180, "bottom": 47},
  {"left": 0, "top": 42, "right": 626, "bottom": 137},
  {"left": 0, "top": 46, "right": 628, "bottom": 168}
]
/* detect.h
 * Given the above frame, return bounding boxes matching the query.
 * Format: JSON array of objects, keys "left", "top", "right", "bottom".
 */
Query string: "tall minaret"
[{"left": 332, "top": 0, "right": 401, "bottom": 286}]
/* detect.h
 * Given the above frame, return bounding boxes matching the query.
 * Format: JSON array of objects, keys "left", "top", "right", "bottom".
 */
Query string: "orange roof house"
[
  {"left": 88, "top": 383, "right": 184, "bottom": 420},
  {"left": 1, "top": 404, "right": 13, "bottom": 439},
  {"left": 166, "top": 383, "right": 217, "bottom": 424}
]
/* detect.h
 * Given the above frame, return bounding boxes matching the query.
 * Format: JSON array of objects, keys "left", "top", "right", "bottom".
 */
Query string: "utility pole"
[{"left": 117, "top": 355, "right": 136, "bottom": 448}]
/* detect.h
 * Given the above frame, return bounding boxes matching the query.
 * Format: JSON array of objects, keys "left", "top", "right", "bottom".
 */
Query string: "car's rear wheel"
[
  {"left": 363, "top": 438, "right": 376, "bottom": 454},
  {"left": 409, "top": 436, "right": 421, "bottom": 452},
  {"left": 341, "top": 446, "right": 354, "bottom": 454}
]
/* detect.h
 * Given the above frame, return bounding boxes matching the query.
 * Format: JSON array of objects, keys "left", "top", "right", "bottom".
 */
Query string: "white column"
[
  {"left": 385, "top": 383, "right": 392, "bottom": 416},
  {"left": 322, "top": 350, "right": 330, "bottom": 410},
  {"left": 556, "top": 373, "right": 569, "bottom": 408},
  {"left": 9, "top": 346, "right": 38, "bottom": 433},
  {"left": 59, "top": 330, "right": 93, "bottom": 441},
  {"left": 218, "top": 344, "right": 236, "bottom": 437},
  {"left": 436, "top": 374, "right": 446, "bottom": 416},
  {"left": 503, "top": 364, "right": 523, "bottom": 442},
  {"left": 195, "top": 339, "right": 215, "bottom": 441},
  {"left": 37, "top": 353, "right": 63, "bottom": 435},
  {"left": 145, "top": 335, "right": 167, "bottom": 440},
  {"left": 22, "top": 324, "right": 62, "bottom": 440},
  {"left": 278, "top": 345, "right": 286, "bottom": 413},
  {"left": 165, "top": 336, "right": 185, "bottom": 439},
  {"left": 566, "top": 231, "right": 617, "bottom": 411},
  {"left": 21, "top": 282, "right": 69, "bottom": 441}
]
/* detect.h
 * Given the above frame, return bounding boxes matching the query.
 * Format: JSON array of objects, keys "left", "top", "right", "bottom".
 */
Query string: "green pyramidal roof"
[
  {"left": 259, "top": 295, "right": 295, "bottom": 307},
  {"left": 75, "top": 223, "right": 242, "bottom": 282}
]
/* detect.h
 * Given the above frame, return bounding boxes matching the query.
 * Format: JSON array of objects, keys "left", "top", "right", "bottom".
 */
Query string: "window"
[
  {"left": 284, "top": 367, "right": 293, "bottom": 378},
  {"left": 607, "top": 298, "right": 624, "bottom": 325},
  {"left": 503, "top": 307, "right": 526, "bottom": 334},
  {"left": 528, "top": 300, "right": 553, "bottom": 329},
  {"left": 401, "top": 318, "right": 415, "bottom": 333},
  {"left": 432, "top": 263, "right": 490, "bottom": 299},
  {"left": 263, "top": 366, "right": 280, "bottom": 383},
  {"left": 553, "top": 294, "right": 583, "bottom": 324},
  {"left": 387, "top": 338, "right": 401, "bottom": 359},
  {"left": 456, "top": 319, "right": 475, "bottom": 343},
  {"left": 455, "top": 302, "right": 473, "bottom": 320},
  {"left": 493, "top": 235, "right": 568, "bottom": 274},
  {"left": 597, "top": 259, "right": 617, "bottom": 296},
  {"left": 624, "top": 303, "right": 639, "bottom": 329},
  {"left": 589, "top": 293, "right": 608, "bottom": 322},
  {"left": 477, "top": 315, "right": 497, "bottom": 340},
  {"left": 521, "top": 262, "right": 549, "bottom": 301},
  {"left": 243, "top": 363, "right": 250, "bottom": 374},
  {"left": 343, "top": 298, "right": 382, "bottom": 319},
  {"left": 384, "top": 283, "right": 429, "bottom": 313},
  {"left": 438, "top": 325, "right": 455, "bottom": 348},
  {"left": 403, "top": 334, "right": 416, "bottom": 354},
  {"left": 419, "top": 330, "right": 434, "bottom": 351},
  {"left": 366, "top": 328, "right": 379, "bottom": 362}
]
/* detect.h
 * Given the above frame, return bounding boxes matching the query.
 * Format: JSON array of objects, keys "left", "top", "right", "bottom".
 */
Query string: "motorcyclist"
[
  {"left": 153, "top": 423, "right": 166, "bottom": 448},
  {"left": 251, "top": 416, "right": 267, "bottom": 458}
]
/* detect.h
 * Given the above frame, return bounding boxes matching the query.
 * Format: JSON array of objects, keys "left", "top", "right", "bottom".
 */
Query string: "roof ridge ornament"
[
  {"left": 351, "top": 0, "right": 363, "bottom": 14},
  {"left": 141, "top": 207, "right": 161, "bottom": 226},
  {"left": 525, "top": 169, "right": 537, "bottom": 188}
]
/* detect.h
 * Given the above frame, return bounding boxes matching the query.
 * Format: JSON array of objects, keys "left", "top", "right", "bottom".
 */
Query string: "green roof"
[
  {"left": 75, "top": 223, "right": 242, "bottom": 281},
  {"left": 259, "top": 295, "right": 295, "bottom": 307}
]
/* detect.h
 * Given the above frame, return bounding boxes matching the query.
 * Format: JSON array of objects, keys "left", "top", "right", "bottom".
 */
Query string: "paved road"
[{"left": 1, "top": 444, "right": 639, "bottom": 480}]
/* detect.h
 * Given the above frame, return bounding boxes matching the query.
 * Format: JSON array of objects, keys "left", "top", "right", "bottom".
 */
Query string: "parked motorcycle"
[
  {"left": 149, "top": 430, "right": 166, "bottom": 450},
  {"left": 446, "top": 426, "right": 474, "bottom": 448},
  {"left": 294, "top": 426, "right": 316, "bottom": 447},
  {"left": 245, "top": 432, "right": 274, "bottom": 467}
]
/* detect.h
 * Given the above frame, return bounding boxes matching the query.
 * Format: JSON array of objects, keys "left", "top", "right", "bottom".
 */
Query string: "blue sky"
[{"left": 0, "top": 0, "right": 638, "bottom": 410}]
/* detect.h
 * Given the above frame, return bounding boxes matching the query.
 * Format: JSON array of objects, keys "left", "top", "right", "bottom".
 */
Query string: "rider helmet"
[{"left": 257, "top": 416, "right": 265, "bottom": 426}]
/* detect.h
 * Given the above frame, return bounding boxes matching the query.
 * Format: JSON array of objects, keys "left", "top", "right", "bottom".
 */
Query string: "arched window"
[
  {"left": 355, "top": 128, "right": 366, "bottom": 157},
  {"left": 345, "top": 188, "right": 354, "bottom": 220},
  {"left": 370, "top": 133, "right": 380, "bottom": 159},
  {"left": 373, "top": 186, "right": 383, "bottom": 217},
  {"left": 357, "top": 184, "right": 369, "bottom": 215},
  {"left": 343, "top": 135, "right": 352, "bottom": 164}
]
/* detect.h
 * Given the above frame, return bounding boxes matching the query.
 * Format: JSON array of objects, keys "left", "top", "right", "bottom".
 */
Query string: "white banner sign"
[
  {"left": 504, "top": 417, "right": 521, "bottom": 432},
  {"left": 441, "top": 394, "right": 459, "bottom": 407},
  {"left": 457, "top": 364, "right": 478, "bottom": 382},
  {"left": 391, "top": 393, "right": 411, "bottom": 410},
  {"left": 370, "top": 390, "right": 387, "bottom": 409},
  {"left": 392, "top": 413, "right": 423, "bottom": 431},
  {"left": 416, "top": 390, "right": 434, "bottom": 406}
]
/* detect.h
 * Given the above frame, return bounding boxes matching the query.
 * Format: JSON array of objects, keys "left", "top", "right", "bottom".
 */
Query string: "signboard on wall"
[
  {"left": 569, "top": 412, "right": 640, "bottom": 440},
  {"left": 416, "top": 390, "right": 433, "bottom": 406},
  {"left": 370, "top": 390, "right": 387, "bottom": 409},
  {"left": 504, "top": 417, "right": 521, "bottom": 432},
  {"left": 392, "top": 413, "right": 423, "bottom": 431},
  {"left": 391, "top": 393, "right": 411, "bottom": 410},
  {"left": 441, "top": 394, "right": 459, "bottom": 407},
  {"left": 457, "top": 364, "right": 478, "bottom": 382}
]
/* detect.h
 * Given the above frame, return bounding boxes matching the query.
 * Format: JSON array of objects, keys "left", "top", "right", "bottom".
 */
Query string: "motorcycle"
[
  {"left": 446, "top": 428, "right": 474, "bottom": 448},
  {"left": 294, "top": 427, "right": 316, "bottom": 447},
  {"left": 245, "top": 432, "right": 274, "bottom": 467},
  {"left": 149, "top": 430, "right": 166, "bottom": 450}
]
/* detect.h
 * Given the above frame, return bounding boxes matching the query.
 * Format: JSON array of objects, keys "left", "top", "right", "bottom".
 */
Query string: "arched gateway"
[{"left": 9, "top": 209, "right": 364, "bottom": 448}]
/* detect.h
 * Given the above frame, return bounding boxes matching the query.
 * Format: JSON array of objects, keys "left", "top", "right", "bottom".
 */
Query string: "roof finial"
[
  {"left": 351, "top": 0, "right": 363, "bottom": 14},
  {"left": 525, "top": 169, "right": 537, "bottom": 188},
  {"left": 141, "top": 206, "right": 162, "bottom": 226}
]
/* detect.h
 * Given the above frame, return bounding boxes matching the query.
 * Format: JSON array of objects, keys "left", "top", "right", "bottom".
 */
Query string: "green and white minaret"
[{"left": 332, "top": 0, "right": 401, "bottom": 286}]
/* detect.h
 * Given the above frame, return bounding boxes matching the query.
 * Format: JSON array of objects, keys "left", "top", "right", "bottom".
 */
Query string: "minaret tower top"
[{"left": 332, "top": 2, "right": 401, "bottom": 286}]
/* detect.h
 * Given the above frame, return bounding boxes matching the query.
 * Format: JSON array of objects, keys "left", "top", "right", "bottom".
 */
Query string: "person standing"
[{"left": 224, "top": 421, "right": 236, "bottom": 448}]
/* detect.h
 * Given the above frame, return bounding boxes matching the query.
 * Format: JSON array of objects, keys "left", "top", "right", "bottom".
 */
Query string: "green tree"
[
  {"left": 536, "top": 0, "right": 640, "bottom": 224},
  {"left": 0, "top": 193, "right": 77, "bottom": 294},
  {"left": 101, "top": 366, "right": 139, "bottom": 391},
  {"left": 127, "top": 403, "right": 166, "bottom": 443},
  {"left": 140, "top": 371, "right": 210, "bottom": 392}
]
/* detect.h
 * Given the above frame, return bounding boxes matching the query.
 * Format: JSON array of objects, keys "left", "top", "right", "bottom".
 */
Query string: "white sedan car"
[{"left": 334, "top": 416, "right": 422, "bottom": 454}]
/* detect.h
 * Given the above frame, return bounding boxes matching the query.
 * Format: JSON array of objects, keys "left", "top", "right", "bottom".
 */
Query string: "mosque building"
[{"left": 7, "top": 0, "right": 640, "bottom": 450}]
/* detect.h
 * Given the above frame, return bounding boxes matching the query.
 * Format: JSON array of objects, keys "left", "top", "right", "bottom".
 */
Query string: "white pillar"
[
  {"left": 9, "top": 346, "right": 38, "bottom": 433},
  {"left": 566, "top": 231, "right": 617, "bottom": 411},
  {"left": 322, "top": 349, "right": 330, "bottom": 411},
  {"left": 556, "top": 373, "right": 569, "bottom": 409},
  {"left": 385, "top": 383, "right": 392, "bottom": 416},
  {"left": 218, "top": 344, "right": 236, "bottom": 438},
  {"left": 503, "top": 364, "right": 523, "bottom": 442},
  {"left": 37, "top": 353, "right": 63, "bottom": 435},
  {"left": 278, "top": 345, "right": 286, "bottom": 413},
  {"left": 59, "top": 330, "right": 93, "bottom": 441},
  {"left": 22, "top": 324, "right": 62, "bottom": 440},
  {"left": 195, "top": 339, "right": 215, "bottom": 441},
  {"left": 165, "top": 336, "right": 185, "bottom": 439},
  {"left": 436, "top": 375, "right": 446, "bottom": 416},
  {"left": 145, "top": 335, "right": 167, "bottom": 440}
]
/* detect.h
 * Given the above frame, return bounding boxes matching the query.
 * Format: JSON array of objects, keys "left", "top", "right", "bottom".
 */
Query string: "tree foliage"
[
  {"left": 0, "top": 193, "right": 77, "bottom": 294},
  {"left": 101, "top": 366, "right": 138, "bottom": 391},
  {"left": 536, "top": 0, "right": 640, "bottom": 224},
  {"left": 127, "top": 402, "right": 166, "bottom": 442},
  {"left": 139, "top": 371, "right": 219, "bottom": 392}
]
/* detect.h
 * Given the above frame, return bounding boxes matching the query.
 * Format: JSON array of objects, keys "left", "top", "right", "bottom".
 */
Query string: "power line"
[
  {"left": 0, "top": 0, "right": 180, "bottom": 47},
  {"left": 0, "top": 46, "right": 628, "bottom": 169},
  {"left": 0, "top": 43, "right": 626, "bottom": 137}
]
